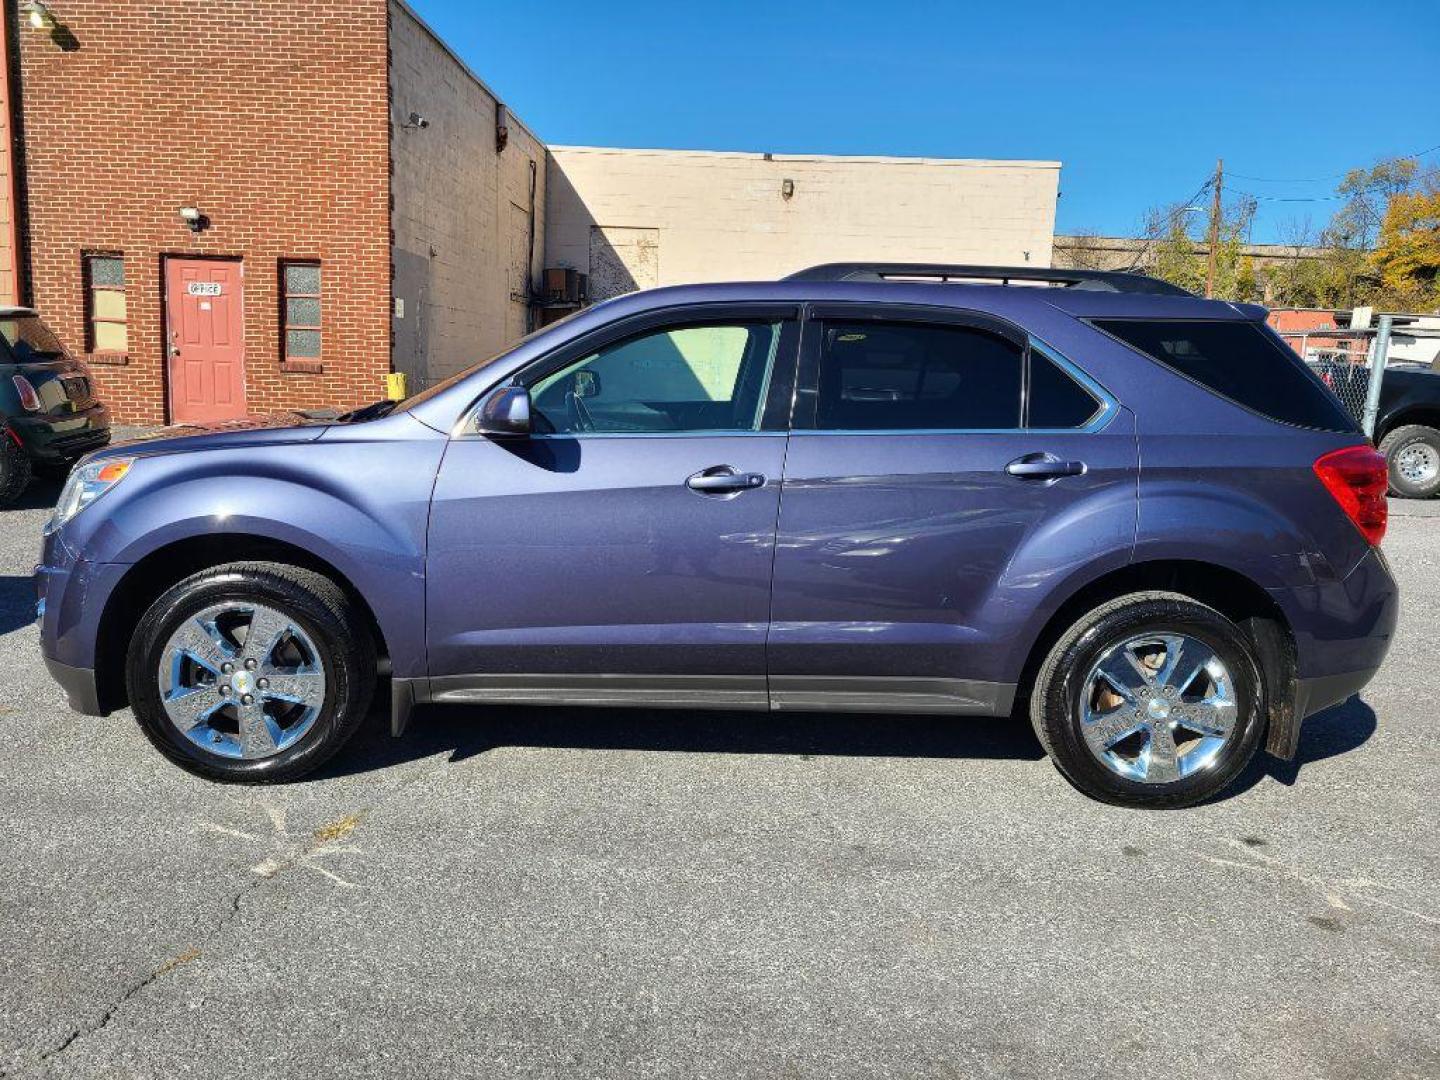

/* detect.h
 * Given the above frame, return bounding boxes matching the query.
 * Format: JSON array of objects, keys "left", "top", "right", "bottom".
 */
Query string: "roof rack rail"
[{"left": 783, "top": 263, "right": 1192, "bottom": 297}]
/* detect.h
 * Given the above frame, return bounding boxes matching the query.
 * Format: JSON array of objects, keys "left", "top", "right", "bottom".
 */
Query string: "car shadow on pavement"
[
  {"left": 0, "top": 575, "right": 37, "bottom": 636},
  {"left": 318, "top": 687, "right": 1379, "bottom": 798},
  {"left": 315, "top": 693, "right": 1049, "bottom": 781},
  {"left": 1226, "top": 695, "right": 1378, "bottom": 796}
]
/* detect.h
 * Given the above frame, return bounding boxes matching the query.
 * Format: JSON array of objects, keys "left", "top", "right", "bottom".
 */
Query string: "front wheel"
[
  {"left": 1030, "top": 592, "right": 1266, "bottom": 809},
  {"left": 126, "top": 562, "right": 376, "bottom": 783}
]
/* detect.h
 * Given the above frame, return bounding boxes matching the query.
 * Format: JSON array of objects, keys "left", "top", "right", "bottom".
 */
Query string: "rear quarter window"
[{"left": 1090, "top": 318, "right": 1358, "bottom": 433}]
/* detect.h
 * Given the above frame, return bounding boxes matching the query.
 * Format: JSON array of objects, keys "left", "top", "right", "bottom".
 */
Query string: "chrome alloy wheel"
[
  {"left": 1079, "top": 633, "right": 1237, "bottom": 784},
  {"left": 158, "top": 602, "right": 328, "bottom": 760},
  {"left": 1396, "top": 442, "right": 1440, "bottom": 486}
]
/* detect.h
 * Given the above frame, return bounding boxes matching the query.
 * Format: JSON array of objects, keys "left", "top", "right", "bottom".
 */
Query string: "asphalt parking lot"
[{"left": 0, "top": 480, "right": 1436, "bottom": 1080}]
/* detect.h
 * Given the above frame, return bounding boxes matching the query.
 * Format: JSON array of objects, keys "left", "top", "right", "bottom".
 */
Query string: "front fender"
[{"left": 56, "top": 418, "right": 446, "bottom": 679}]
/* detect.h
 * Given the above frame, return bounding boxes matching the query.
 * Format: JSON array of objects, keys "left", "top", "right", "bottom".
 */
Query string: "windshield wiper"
[{"left": 337, "top": 399, "right": 400, "bottom": 424}]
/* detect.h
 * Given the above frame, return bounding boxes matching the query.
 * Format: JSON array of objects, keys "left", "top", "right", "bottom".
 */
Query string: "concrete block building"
[
  {"left": 546, "top": 147, "right": 1061, "bottom": 301},
  {"left": 2, "top": 0, "right": 543, "bottom": 424}
]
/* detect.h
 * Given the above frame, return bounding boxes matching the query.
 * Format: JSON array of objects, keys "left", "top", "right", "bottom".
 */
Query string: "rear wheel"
[
  {"left": 1379, "top": 424, "right": 1440, "bottom": 499},
  {"left": 126, "top": 562, "right": 376, "bottom": 783},
  {"left": 1030, "top": 592, "right": 1266, "bottom": 809},
  {"left": 0, "top": 436, "right": 32, "bottom": 507}
]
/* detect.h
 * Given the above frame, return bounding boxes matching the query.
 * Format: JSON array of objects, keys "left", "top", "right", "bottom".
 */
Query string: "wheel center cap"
[
  {"left": 1146, "top": 696, "right": 1172, "bottom": 722},
  {"left": 231, "top": 671, "right": 256, "bottom": 696}
]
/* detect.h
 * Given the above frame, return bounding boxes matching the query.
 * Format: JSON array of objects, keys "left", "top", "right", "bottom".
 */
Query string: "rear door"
[{"left": 769, "top": 303, "right": 1138, "bottom": 714}]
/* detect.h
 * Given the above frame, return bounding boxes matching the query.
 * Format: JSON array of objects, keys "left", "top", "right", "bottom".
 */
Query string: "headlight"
[{"left": 50, "top": 457, "right": 135, "bottom": 529}]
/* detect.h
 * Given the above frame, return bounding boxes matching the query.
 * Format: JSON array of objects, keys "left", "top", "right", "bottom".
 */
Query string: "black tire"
[
  {"left": 0, "top": 436, "right": 33, "bottom": 507},
  {"left": 1378, "top": 424, "right": 1440, "bottom": 499},
  {"left": 126, "top": 562, "right": 376, "bottom": 783},
  {"left": 1030, "top": 591, "right": 1266, "bottom": 809}
]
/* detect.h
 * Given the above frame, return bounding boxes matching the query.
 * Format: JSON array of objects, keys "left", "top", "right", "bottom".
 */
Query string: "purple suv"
[{"left": 35, "top": 265, "right": 1398, "bottom": 808}]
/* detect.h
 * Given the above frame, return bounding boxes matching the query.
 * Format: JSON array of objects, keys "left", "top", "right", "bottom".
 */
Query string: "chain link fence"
[{"left": 1279, "top": 318, "right": 1395, "bottom": 438}]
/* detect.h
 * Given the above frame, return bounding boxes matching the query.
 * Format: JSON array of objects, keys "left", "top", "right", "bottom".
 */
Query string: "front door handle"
[
  {"left": 1006, "top": 453, "right": 1087, "bottom": 480},
  {"left": 686, "top": 466, "right": 767, "bottom": 495}
]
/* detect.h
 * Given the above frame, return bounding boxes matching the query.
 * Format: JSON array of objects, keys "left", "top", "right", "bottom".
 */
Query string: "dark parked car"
[
  {"left": 36, "top": 266, "right": 1397, "bottom": 808},
  {"left": 0, "top": 307, "right": 110, "bottom": 505},
  {"left": 1310, "top": 356, "right": 1440, "bottom": 498},
  {"left": 1362, "top": 363, "right": 1440, "bottom": 500}
]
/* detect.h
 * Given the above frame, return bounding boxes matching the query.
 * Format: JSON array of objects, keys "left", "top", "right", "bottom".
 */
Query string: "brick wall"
[
  {"left": 388, "top": 1, "right": 545, "bottom": 391},
  {"left": 546, "top": 147, "right": 1062, "bottom": 295},
  {"left": 15, "top": 0, "right": 392, "bottom": 424}
]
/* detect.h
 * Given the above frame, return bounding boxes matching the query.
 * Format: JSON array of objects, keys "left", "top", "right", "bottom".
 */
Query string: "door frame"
[
  {"left": 159, "top": 253, "right": 247, "bottom": 425},
  {"left": 454, "top": 300, "right": 804, "bottom": 439}
]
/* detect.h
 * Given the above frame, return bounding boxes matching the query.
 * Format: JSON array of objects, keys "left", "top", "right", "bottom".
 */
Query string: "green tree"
[{"left": 1141, "top": 195, "right": 1260, "bottom": 302}]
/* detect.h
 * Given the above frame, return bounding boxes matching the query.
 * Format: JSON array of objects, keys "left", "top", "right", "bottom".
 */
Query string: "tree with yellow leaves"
[{"left": 1372, "top": 180, "right": 1440, "bottom": 310}]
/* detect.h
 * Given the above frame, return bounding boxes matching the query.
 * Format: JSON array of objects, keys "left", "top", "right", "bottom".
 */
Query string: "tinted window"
[
  {"left": 1092, "top": 318, "right": 1357, "bottom": 432},
  {"left": 813, "top": 321, "right": 1023, "bottom": 430},
  {"left": 1028, "top": 349, "right": 1102, "bottom": 428},
  {"left": 528, "top": 321, "right": 783, "bottom": 434},
  {"left": 0, "top": 316, "right": 68, "bottom": 363}
]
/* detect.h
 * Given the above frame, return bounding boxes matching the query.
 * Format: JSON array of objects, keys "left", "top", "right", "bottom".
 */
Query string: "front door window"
[{"left": 527, "top": 321, "right": 783, "bottom": 434}]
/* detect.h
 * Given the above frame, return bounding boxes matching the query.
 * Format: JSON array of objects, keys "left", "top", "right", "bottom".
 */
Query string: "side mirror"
[{"left": 474, "top": 384, "right": 532, "bottom": 437}]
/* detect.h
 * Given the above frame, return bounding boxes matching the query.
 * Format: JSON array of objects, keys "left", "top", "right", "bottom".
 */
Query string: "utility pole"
[{"left": 1205, "top": 158, "right": 1224, "bottom": 299}]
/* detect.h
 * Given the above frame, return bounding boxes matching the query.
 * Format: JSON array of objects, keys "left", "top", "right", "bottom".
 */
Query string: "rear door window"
[
  {"left": 1028, "top": 347, "right": 1102, "bottom": 428},
  {"left": 809, "top": 321, "right": 1023, "bottom": 430},
  {"left": 1091, "top": 318, "right": 1357, "bottom": 432}
]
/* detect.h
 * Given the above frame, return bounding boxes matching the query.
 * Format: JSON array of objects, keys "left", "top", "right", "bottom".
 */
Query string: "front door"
[
  {"left": 768, "top": 305, "right": 1138, "bottom": 714},
  {"left": 425, "top": 305, "right": 799, "bottom": 708},
  {"left": 164, "top": 258, "right": 246, "bottom": 424}
]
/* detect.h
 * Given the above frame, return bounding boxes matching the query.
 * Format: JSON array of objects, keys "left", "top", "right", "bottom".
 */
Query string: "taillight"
[
  {"left": 11, "top": 374, "right": 40, "bottom": 412},
  {"left": 1314, "top": 445, "right": 1388, "bottom": 546}
]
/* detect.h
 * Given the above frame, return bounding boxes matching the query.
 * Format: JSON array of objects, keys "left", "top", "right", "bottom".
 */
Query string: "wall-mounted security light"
[
  {"left": 403, "top": 112, "right": 430, "bottom": 130},
  {"left": 179, "top": 206, "right": 209, "bottom": 234},
  {"left": 781, "top": 179, "right": 795, "bottom": 200},
  {"left": 23, "top": 1, "right": 55, "bottom": 29}
]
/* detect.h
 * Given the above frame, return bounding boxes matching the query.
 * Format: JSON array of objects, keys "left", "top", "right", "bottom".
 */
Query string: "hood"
[{"left": 95, "top": 413, "right": 329, "bottom": 461}]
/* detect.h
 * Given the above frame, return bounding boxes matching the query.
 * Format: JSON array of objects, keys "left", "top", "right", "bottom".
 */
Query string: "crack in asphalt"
[
  {"left": 0, "top": 751, "right": 453, "bottom": 1077},
  {"left": 0, "top": 877, "right": 260, "bottom": 1079}
]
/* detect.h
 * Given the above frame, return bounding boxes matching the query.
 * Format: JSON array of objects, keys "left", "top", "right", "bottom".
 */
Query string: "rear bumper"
[
  {"left": 8, "top": 405, "right": 111, "bottom": 463},
  {"left": 1296, "top": 667, "right": 1379, "bottom": 722},
  {"left": 44, "top": 657, "right": 105, "bottom": 716},
  {"left": 1266, "top": 546, "right": 1398, "bottom": 759}
]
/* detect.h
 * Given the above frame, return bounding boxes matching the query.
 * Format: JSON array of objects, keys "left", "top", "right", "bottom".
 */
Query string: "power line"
[
  {"left": 1228, "top": 140, "right": 1440, "bottom": 184},
  {"left": 1123, "top": 175, "right": 1215, "bottom": 271},
  {"left": 1232, "top": 189, "right": 1346, "bottom": 203}
]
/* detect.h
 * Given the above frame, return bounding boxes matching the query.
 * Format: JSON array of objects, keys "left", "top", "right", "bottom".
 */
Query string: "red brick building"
[{"left": 1, "top": 0, "right": 545, "bottom": 424}]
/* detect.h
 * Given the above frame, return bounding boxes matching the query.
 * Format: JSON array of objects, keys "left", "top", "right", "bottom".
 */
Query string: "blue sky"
[{"left": 411, "top": 0, "right": 1439, "bottom": 243}]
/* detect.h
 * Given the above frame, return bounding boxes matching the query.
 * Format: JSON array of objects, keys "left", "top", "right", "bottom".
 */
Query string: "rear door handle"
[
  {"left": 686, "top": 466, "right": 767, "bottom": 495},
  {"left": 1006, "top": 454, "right": 1087, "bottom": 480}
]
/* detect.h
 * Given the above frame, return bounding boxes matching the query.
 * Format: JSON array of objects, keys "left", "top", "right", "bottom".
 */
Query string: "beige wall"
[
  {"left": 388, "top": 0, "right": 546, "bottom": 389},
  {"left": 546, "top": 147, "right": 1061, "bottom": 297}
]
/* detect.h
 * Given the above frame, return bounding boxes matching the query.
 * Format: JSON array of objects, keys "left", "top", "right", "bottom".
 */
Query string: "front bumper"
[
  {"left": 35, "top": 544, "right": 129, "bottom": 715},
  {"left": 44, "top": 656, "right": 105, "bottom": 716}
]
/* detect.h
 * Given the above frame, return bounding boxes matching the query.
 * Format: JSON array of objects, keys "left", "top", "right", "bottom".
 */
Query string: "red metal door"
[{"left": 164, "top": 258, "right": 246, "bottom": 424}]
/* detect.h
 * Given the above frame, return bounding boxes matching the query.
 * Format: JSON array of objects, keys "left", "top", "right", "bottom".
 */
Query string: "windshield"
[
  {"left": 0, "top": 315, "right": 69, "bottom": 365},
  {"left": 395, "top": 308, "right": 590, "bottom": 414}
]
